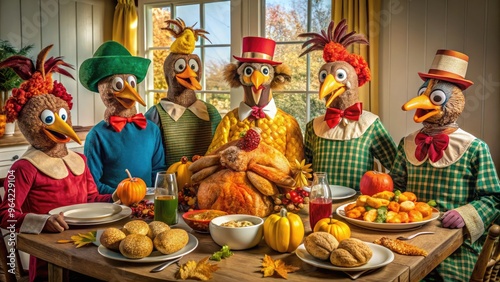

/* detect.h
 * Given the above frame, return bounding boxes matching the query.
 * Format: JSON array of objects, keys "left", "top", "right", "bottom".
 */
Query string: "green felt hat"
[{"left": 79, "top": 41, "right": 151, "bottom": 92}]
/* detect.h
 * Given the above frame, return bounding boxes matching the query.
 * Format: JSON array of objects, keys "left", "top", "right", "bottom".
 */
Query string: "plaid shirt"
[
  {"left": 304, "top": 117, "right": 397, "bottom": 190},
  {"left": 390, "top": 136, "right": 500, "bottom": 281}
]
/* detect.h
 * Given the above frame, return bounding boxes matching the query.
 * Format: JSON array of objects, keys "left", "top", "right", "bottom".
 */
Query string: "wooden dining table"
[{"left": 16, "top": 197, "right": 464, "bottom": 282}]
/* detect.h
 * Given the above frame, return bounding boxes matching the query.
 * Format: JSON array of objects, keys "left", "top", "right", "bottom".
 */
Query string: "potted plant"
[{"left": 0, "top": 40, "right": 33, "bottom": 136}]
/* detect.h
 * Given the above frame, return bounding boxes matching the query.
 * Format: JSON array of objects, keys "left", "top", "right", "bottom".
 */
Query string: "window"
[
  {"left": 141, "top": 0, "right": 232, "bottom": 115},
  {"left": 264, "top": 0, "right": 331, "bottom": 131},
  {"left": 140, "top": 0, "right": 331, "bottom": 131}
]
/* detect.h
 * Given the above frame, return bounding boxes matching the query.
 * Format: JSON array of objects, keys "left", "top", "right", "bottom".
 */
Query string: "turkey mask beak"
[
  {"left": 114, "top": 81, "right": 146, "bottom": 108},
  {"left": 320, "top": 74, "right": 346, "bottom": 107},
  {"left": 251, "top": 70, "right": 265, "bottom": 104},
  {"left": 402, "top": 94, "right": 441, "bottom": 123},
  {"left": 176, "top": 66, "right": 202, "bottom": 90},
  {"left": 43, "top": 113, "right": 82, "bottom": 145}
]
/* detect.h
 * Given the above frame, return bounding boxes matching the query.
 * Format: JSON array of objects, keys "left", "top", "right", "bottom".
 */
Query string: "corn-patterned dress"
[
  {"left": 390, "top": 129, "right": 500, "bottom": 281},
  {"left": 304, "top": 111, "right": 397, "bottom": 190},
  {"left": 207, "top": 100, "right": 304, "bottom": 164}
]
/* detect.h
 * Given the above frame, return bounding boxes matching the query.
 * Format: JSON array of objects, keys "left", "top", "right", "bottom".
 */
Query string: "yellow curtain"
[
  {"left": 332, "top": 0, "right": 381, "bottom": 114},
  {"left": 112, "top": 0, "right": 138, "bottom": 55}
]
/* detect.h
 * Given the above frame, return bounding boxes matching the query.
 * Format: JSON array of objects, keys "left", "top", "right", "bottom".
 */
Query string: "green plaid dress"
[
  {"left": 390, "top": 131, "right": 500, "bottom": 281},
  {"left": 304, "top": 112, "right": 397, "bottom": 190}
]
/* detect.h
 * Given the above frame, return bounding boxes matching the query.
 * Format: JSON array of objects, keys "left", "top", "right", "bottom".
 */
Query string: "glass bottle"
[{"left": 309, "top": 172, "right": 332, "bottom": 230}]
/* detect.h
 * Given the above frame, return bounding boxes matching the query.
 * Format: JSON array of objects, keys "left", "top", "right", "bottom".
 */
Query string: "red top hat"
[
  {"left": 233, "top": 36, "right": 282, "bottom": 65},
  {"left": 418, "top": 49, "right": 474, "bottom": 90}
]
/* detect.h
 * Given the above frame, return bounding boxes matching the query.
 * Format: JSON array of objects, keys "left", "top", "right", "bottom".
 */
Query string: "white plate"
[
  {"left": 98, "top": 233, "right": 198, "bottom": 263},
  {"left": 336, "top": 202, "right": 440, "bottom": 231},
  {"left": 330, "top": 185, "right": 357, "bottom": 200},
  {"left": 304, "top": 185, "right": 357, "bottom": 200},
  {"left": 58, "top": 206, "right": 132, "bottom": 226},
  {"left": 49, "top": 203, "right": 122, "bottom": 220},
  {"left": 296, "top": 242, "right": 394, "bottom": 271}
]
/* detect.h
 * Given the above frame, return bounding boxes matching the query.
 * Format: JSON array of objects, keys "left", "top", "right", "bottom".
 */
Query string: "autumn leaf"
[
  {"left": 178, "top": 256, "right": 219, "bottom": 281},
  {"left": 56, "top": 231, "right": 96, "bottom": 248},
  {"left": 261, "top": 254, "right": 299, "bottom": 279}
]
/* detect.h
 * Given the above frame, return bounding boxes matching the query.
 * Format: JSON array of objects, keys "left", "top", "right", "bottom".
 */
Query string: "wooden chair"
[{"left": 470, "top": 224, "right": 500, "bottom": 282}]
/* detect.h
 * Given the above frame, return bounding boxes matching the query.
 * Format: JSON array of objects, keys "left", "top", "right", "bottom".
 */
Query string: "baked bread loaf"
[
  {"left": 304, "top": 232, "right": 339, "bottom": 260},
  {"left": 123, "top": 220, "right": 150, "bottom": 236},
  {"left": 119, "top": 234, "right": 153, "bottom": 259},
  {"left": 148, "top": 221, "right": 170, "bottom": 239},
  {"left": 330, "top": 238, "right": 372, "bottom": 267},
  {"left": 100, "top": 227, "right": 126, "bottom": 251},
  {"left": 154, "top": 229, "right": 189, "bottom": 255}
]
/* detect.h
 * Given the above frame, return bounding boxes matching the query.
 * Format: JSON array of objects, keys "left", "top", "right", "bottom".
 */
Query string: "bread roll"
[
  {"left": 148, "top": 221, "right": 170, "bottom": 239},
  {"left": 100, "top": 227, "right": 126, "bottom": 251},
  {"left": 154, "top": 229, "right": 189, "bottom": 255},
  {"left": 304, "top": 232, "right": 339, "bottom": 260},
  {"left": 330, "top": 238, "right": 372, "bottom": 267},
  {"left": 119, "top": 234, "right": 153, "bottom": 259},
  {"left": 123, "top": 220, "right": 150, "bottom": 236}
]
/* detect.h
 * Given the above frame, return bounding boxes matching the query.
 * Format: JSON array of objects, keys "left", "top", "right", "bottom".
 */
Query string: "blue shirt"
[{"left": 84, "top": 120, "right": 166, "bottom": 194}]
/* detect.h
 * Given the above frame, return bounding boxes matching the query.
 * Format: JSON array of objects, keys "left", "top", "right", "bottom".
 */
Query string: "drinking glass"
[
  {"left": 154, "top": 172, "right": 178, "bottom": 225},
  {"left": 309, "top": 172, "right": 332, "bottom": 230}
]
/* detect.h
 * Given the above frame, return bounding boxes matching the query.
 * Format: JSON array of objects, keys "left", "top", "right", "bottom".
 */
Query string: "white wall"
[
  {"left": 0, "top": 0, "right": 115, "bottom": 127},
  {"left": 379, "top": 0, "right": 500, "bottom": 167}
]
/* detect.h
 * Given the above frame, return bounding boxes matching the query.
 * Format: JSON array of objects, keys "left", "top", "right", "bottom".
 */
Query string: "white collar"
[
  {"left": 238, "top": 98, "right": 278, "bottom": 121},
  {"left": 404, "top": 128, "right": 476, "bottom": 167},
  {"left": 313, "top": 111, "right": 378, "bottom": 140},
  {"left": 159, "top": 99, "right": 210, "bottom": 121}
]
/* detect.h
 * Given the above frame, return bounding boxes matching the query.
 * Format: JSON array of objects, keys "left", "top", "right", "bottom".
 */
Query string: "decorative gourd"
[
  {"left": 116, "top": 169, "right": 147, "bottom": 206},
  {"left": 313, "top": 217, "right": 351, "bottom": 242},
  {"left": 166, "top": 156, "right": 193, "bottom": 188},
  {"left": 263, "top": 208, "right": 304, "bottom": 253}
]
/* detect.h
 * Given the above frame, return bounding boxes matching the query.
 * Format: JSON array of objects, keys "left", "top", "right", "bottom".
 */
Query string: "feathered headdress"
[
  {"left": 163, "top": 18, "right": 211, "bottom": 54},
  {"left": 298, "top": 19, "right": 371, "bottom": 86},
  {"left": 0, "top": 45, "right": 74, "bottom": 122}
]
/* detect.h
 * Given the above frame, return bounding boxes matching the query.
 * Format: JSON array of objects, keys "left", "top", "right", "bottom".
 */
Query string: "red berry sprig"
[{"left": 273, "top": 187, "right": 310, "bottom": 212}]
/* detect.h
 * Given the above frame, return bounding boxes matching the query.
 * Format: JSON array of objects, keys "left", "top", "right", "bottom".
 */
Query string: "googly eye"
[
  {"left": 260, "top": 66, "right": 270, "bottom": 75},
  {"left": 174, "top": 58, "right": 187, "bottom": 73},
  {"left": 319, "top": 70, "right": 328, "bottom": 82},
  {"left": 335, "top": 69, "right": 347, "bottom": 82},
  {"left": 418, "top": 87, "right": 427, "bottom": 96},
  {"left": 40, "top": 109, "right": 55, "bottom": 125},
  {"left": 188, "top": 59, "right": 199, "bottom": 72},
  {"left": 112, "top": 77, "right": 124, "bottom": 92},
  {"left": 127, "top": 76, "right": 136, "bottom": 88},
  {"left": 430, "top": 90, "right": 447, "bottom": 105},
  {"left": 58, "top": 108, "right": 68, "bottom": 122},
  {"left": 244, "top": 66, "right": 254, "bottom": 77}
]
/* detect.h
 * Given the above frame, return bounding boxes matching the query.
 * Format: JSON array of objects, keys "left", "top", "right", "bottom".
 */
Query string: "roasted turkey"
[{"left": 189, "top": 128, "right": 296, "bottom": 217}]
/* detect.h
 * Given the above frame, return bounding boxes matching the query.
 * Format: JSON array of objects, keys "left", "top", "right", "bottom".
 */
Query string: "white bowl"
[
  {"left": 144, "top": 187, "right": 155, "bottom": 202},
  {"left": 209, "top": 214, "right": 264, "bottom": 250}
]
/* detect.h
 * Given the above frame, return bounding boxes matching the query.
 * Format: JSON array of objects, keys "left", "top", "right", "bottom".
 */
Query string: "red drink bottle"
[{"left": 309, "top": 172, "right": 332, "bottom": 230}]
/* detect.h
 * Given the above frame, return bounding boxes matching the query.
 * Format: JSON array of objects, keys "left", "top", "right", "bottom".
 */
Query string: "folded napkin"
[{"left": 344, "top": 269, "right": 373, "bottom": 280}]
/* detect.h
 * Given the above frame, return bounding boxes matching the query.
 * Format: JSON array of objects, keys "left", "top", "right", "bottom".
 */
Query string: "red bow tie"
[
  {"left": 415, "top": 132, "right": 449, "bottom": 162},
  {"left": 109, "top": 113, "right": 147, "bottom": 132},
  {"left": 324, "top": 103, "right": 363, "bottom": 128},
  {"left": 248, "top": 105, "right": 266, "bottom": 121}
]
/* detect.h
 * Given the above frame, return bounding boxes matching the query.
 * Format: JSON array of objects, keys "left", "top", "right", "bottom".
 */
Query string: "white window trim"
[{"left": 137, "top": 0, "right": 264, "bottom": 112}]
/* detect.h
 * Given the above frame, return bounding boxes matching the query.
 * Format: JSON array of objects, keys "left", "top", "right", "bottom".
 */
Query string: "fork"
[
  {"left": 150, "top": 257, "right": 182, "bottom": 273},
  {"left": 397, "top": 231, "right": 434, "bottom": 240}
]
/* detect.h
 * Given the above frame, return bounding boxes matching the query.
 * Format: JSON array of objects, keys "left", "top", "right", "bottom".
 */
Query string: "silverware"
[
  {"left": 150, "top": 257, "right": 182, "bottom": 273},
  {"left": 397, "top": 231, "right": 434, "bottom": 240}
]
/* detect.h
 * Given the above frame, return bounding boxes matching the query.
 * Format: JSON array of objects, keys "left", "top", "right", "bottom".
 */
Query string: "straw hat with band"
[
  {"left": 418, "top": 49, "right": 474, "bottom": 90},
  {"left": 79, "top": 41, "right": 151, "bottom": 92},
  {"left": 233, "top": 36, "right": 282, "bottom": 66}
]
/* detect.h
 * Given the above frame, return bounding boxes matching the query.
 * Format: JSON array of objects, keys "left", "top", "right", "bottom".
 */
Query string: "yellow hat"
[{"left": 163, "top": 18, "right": 210, "bottom": 55}]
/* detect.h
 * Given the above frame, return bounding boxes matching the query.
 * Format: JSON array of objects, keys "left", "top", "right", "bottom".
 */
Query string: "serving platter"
[
  {"left": 295, "top": 242, "right": 394, "bottom": 271},
  {"left": 336, "top": 202, "right": 440, "bottom": 231},
  {"left": 98, "top": 233, "right": 198, "bottom": 263}
]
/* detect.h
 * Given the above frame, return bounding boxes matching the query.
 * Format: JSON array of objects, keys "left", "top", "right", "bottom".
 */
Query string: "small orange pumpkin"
[
  {"left": 313, "top": 217, "right": 351, "bottom": 242},
  {"left": 359, "top": 170, "right": 394, "bottom": 196},
  {"left": 116, "top": 169, "right": 147, "bottom": 206}
]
